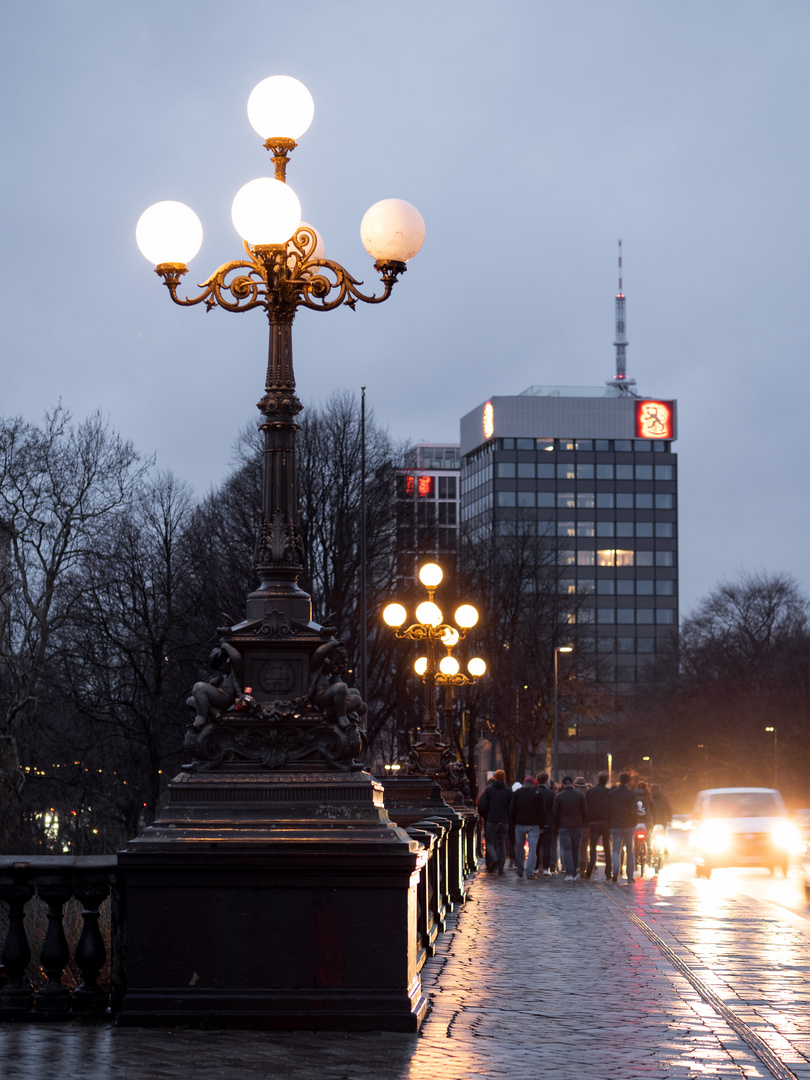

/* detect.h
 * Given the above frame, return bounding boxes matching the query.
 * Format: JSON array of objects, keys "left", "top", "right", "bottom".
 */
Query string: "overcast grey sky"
[{"left": 1, "top": 2, "right": 808, "bottom": 617}]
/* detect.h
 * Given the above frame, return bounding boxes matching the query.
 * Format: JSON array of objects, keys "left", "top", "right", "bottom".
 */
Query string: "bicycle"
[{"left": 634, "top": 823, "right": 648, "bottom": 877}]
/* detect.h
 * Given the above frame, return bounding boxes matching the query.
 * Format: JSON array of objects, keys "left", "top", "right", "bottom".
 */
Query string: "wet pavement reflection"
[{"left": 3, "top": 862, "right": 810, "bottom": 1080}]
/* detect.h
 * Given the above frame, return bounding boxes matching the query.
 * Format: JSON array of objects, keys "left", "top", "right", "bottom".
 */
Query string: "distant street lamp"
[
  {"left": 552, "top": 645, "right": 573, "bottom": 780},
  {"left": 642, "top": 755, "right": 652, "bottom": 782},
  {"left": 765, "top": 726, "right": 778, "bottom": 786},
  {"left": 383, "top": 563, "right": 485, "bottom": 784}
]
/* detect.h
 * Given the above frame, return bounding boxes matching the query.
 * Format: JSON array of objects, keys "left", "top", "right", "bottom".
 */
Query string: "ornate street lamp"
[
  {"left": 383, "top": 563, "right": 484, "bottom": 785},
  {"left": 136, "top": 75, "right": 424, "bottom": 772}
]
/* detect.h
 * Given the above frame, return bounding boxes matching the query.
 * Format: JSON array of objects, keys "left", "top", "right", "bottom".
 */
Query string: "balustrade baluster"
[
  {"left": 34, "top": 884, "right": 72, "bottom": 1013},
  {"left": 0, "top": 880, "right": 35, "bottom": 1014},
  {"left": 71, "top": 884, "right": 110, "bottom": 1012}
]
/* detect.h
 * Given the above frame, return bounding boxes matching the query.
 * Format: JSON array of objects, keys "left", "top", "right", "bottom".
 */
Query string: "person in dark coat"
[
  {"left": 609, "top": 772, "right": 638, "bottom": 882},
  {"left": 477, "top": 769, "right": 512, "bottom": 874},
  {"left": 585, "top": 771, "right": 612, "bottom": 879},
  {"left": 535, "top": 771, "right": 557, "bottom": 875},
  {"left": 552, "top": 775, "right": 588, "bottom": 881},
  {"left": 509, "top": 777, "right": 546, "bottom": 878}
]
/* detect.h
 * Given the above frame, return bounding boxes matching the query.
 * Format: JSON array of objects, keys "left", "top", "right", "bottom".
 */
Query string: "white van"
[{"left": 691, "top": 787, "right": 798, "bottom": 879}]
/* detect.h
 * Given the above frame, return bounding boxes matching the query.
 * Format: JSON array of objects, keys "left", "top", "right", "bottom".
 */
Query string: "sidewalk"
[{"left": 3, "top": 868, "right": 810, "bottom": 1080}]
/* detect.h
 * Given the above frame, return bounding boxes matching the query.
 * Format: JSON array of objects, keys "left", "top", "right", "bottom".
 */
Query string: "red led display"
[{"left": 635, "top": 400, "right": 674, "bottom": 439}]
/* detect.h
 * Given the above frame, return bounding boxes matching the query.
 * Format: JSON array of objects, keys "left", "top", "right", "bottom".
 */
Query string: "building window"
[
  {"left": 656, "top": 609, "right": 675, "bottom": 624},
  {"left": 501, "top": 438, "right": 515, "bottom": 449},
  {"left": 557, "top": 462, "right": 576, "bottom": 480},
  {"left": 577, "top": 463, "right": 595, "bottom": 480},
  {"left": 635, "top": 464, "right": 653, "bottom": 481},
  {"left": 597, "top": 609, "right": 615, "bottom": 624},
  {"left": 616, "top": 493, "right": 633, "bottom": 509},
  {"left": 617, "top": 608, "right": 635, "bottom": 624},
  {"left": 518, "top": 463, "right": 535, "bottom": 478},
  {"left": 594, "top": 440, "right": 610, "bottom": 451},
  {"left": 536, "top": 438, "right": 554, "bottom": 452},
  {"left": 636, "top": 522, "right": 654, "bottom": 538},
  {"left": 617, "top": 637, "right": 635, "bottom": 653},
  {"left": 616, "top": 464, "right": 633, "bottom": 481},
  {"left": 575, "top": 439, "right": 594, "bottom": 451},
  {"left": 615, "top": 440, "right": 633, "bottom": 452},
  {"left": 438, "top": 476, "right": 457, "bottom": 499},
  {"left": 637, "top": 638, "right": 655, "bottom": 653},
  {"left": 438, "top": 503, "right": 456, "bottom": 524},
  {"left": 537, "top": 492, "right": 555, "bottom": 507},
  {"left": 496, "top": 462, "right": 516, "bottom": 478},
  {"left": 497, "top": 491, "right": 516, "bottom": 507},
  {"left": 559, "top": 579, "right": 578, "bottom": 594},
  {"left": 636, "top": 609, "right": 655, "bottom": 624},
  {"left": 596, "top": 493, "right": 614, "bottom": 508},
  {"left": 655, "top": 522, "right": 674, "bottom": 538},
  {"left": 558, "top": 521, "right": 576, "bottom": 537},
  {"left": 557, "top": 492, "right": 576, "bottom": 508},
  {"left": 635, "top": 551, "right": 654, "bottom": 566},
  {"left": 655, "top": 465, "right": 674, "bottom": 480},
  {"left": 655, "top": 493, "right": 673, "bottom": 509},
  {"left": 656, "top": 580, "right": 674, "bottom": 595},
  {"left": 577, "top": 522, "right": 595, "bottom": 537},
  {"left": 577, "top": 550, "right": 595, "bottom": 566},
  {"left": 596, "top": 464, "right": 614, "bottom": 480},
  {"left": 516, "top": 438, "right": 534, "bottom": 450},
  {"left": 636, "top": 579, "right": 654, "bottom": 595},
  {"left": 577, "top": 492, "right": 595, "bottom": 508},
  {"left": 537, "top": 463, "right": 555, "bottom": 479},
  {"left": 616, "top": 580, "right": 634, "bottom": 595},
  {"left": 616, "top": 522, "right": 634, "bottom": 538},
  {"left": 636, "top": 493, "right": 653, "bottom": 509},
  {"left": 655, "top": 551, "right": 675, "bottom": 566},
  {"left": 597, "top": 549, "right": 634, "bottom": 567},
  {"left": 597, "top": 580, "right": 615, "bottom": 595},
  {"left": 558, "top": 550, "right": 576, "bottom": 565},
  {"left": 517, "top": 491, "right": 535, "bottom": 507}
]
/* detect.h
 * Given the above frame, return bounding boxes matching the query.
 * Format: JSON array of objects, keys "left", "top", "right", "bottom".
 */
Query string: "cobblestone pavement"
[{"left": 3, "top": 867, "right": 810, "bottom": 1080}]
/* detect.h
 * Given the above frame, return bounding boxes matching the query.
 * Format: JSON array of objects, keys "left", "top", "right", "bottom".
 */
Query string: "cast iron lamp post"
[
  {"left": 382, "top": 563, "right": 483, "bottom": 781},
  {"left": 552, "top": 644, "right": 573, "bottom": 780},
  {"left": 136, "top": 75, "right": 424, "bottom": 771}
]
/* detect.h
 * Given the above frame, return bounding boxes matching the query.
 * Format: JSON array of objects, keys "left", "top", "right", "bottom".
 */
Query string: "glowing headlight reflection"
[
  {"left": 697, "top": 822, "right": 731, "bottom": 853},
  {"left": 771, "top": 822, "right": 801, "bottom": 852}
]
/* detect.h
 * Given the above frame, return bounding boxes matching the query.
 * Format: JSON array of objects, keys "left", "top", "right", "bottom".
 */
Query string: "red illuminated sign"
[
  {"left": 404, "top": 475, "right": 434, "bottom": 497},
  {"left": 635, "top": 400, "right": 673, "bottom": 439}
]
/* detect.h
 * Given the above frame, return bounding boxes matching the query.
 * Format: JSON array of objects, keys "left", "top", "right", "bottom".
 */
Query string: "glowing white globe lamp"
[
  {"left": 360, "top": 199, "right": 425, "bottom": 263},
  {"left": 468, "top": 657, "right": 487, "bottom": 678},
  {"left": 136, "top": 201, "right": 203, "bottom": 266},
  {"left": 383, "top": 603, "right": 407, "bottom": 628},
  {"left": 247, "top": 76, "right": 314, "bottom": 141},
  {"left": 439, "top": 656, "right": 460, "bottom": 676},
  {"left": 231, "top": 178, "right": 302, "bottom": 245},
  {"left": 414, "top": 657, "right": 428, "bottom": 676},
  {"left": 415, "top": 601, "right": 442, "bottom": 628},
  {"left": 454, "top": 604, "right": 478, "bottom": 629},
  {"left": 418, "top": 563, "right": 443, "bottom": 589}
]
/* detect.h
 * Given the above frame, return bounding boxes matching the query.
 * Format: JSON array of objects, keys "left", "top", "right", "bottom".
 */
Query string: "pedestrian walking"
[
  {"left": 574, "top": 777, "right": 590, "bottom": 874},
  {"left": 609, "top": 772, "right": 638, "bottom": 882},
  {"left": 478, "top": 769, "right": 511, "bottom": 874},
  {"left": 553, "top": 775, "right": 588, "bottom": 881},
  {"left": 535, "top": 771, "right": 557, "bottom": 875},
  {"left": 509, "top": 776, "right": 545, "bottom": 878},
  {"left": 585, "top": 771, "right": 612, "bottom": 879}
]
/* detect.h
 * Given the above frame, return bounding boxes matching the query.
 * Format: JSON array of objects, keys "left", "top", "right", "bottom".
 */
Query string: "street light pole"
[
  {"left": 552, "top": 645, "right": 573, "bottom": 781},
  {"left": 135, "top": 75, "right": 425, "bottom": 772}
]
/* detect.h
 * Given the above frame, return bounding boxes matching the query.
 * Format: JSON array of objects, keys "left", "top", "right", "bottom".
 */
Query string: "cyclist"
[{"left": 633, "top": 780, "right": 652, "bottom": 874}]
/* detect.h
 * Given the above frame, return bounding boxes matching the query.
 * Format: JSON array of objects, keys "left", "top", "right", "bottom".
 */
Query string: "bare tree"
[{"left": 0, "top": 408, "right": 147, "bottom": 851}]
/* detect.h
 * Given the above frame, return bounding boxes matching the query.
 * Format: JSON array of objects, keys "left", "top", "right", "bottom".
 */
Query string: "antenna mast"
[{"left": 611, "top": 239, "right": 636, "bottom": 393}]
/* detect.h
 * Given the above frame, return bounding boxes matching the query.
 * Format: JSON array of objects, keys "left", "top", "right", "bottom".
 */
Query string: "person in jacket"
[
  {"left": 552, "top": 775, "right": 588, "bottom": 881},
  {"left": 509, "top": 776, "right": 546, "bottom": 879},
  {"left": 574, "top": 777, "right": 590, "bottom": 874},
  {"left": 535, "top": 771, "right": 557, "bottom": 875},
  {"left": 609, "top": 772, "right": 638, "bottom": 882},
  {"left": 477, "top": 770, "right": 512, "bottom": 874},
  {"left": 585, "top": 771, "right": 612, "bottom": 879}
]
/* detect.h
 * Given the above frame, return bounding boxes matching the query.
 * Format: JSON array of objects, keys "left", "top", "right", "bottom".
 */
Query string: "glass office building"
[
  {"left": 394, "top": 443, "right": 461, "bottom": 585},
  {"left": 459, "top": 386, "right": 678, "bottom": 693}
]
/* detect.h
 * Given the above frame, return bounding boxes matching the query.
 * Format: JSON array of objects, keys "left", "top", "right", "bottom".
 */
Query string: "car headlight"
[
  {"left": 771, "top": 822, "right": 801, "bottom": 853},
  {"left": 698, "top": 822, "right": 730, "bottom": 853}
]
